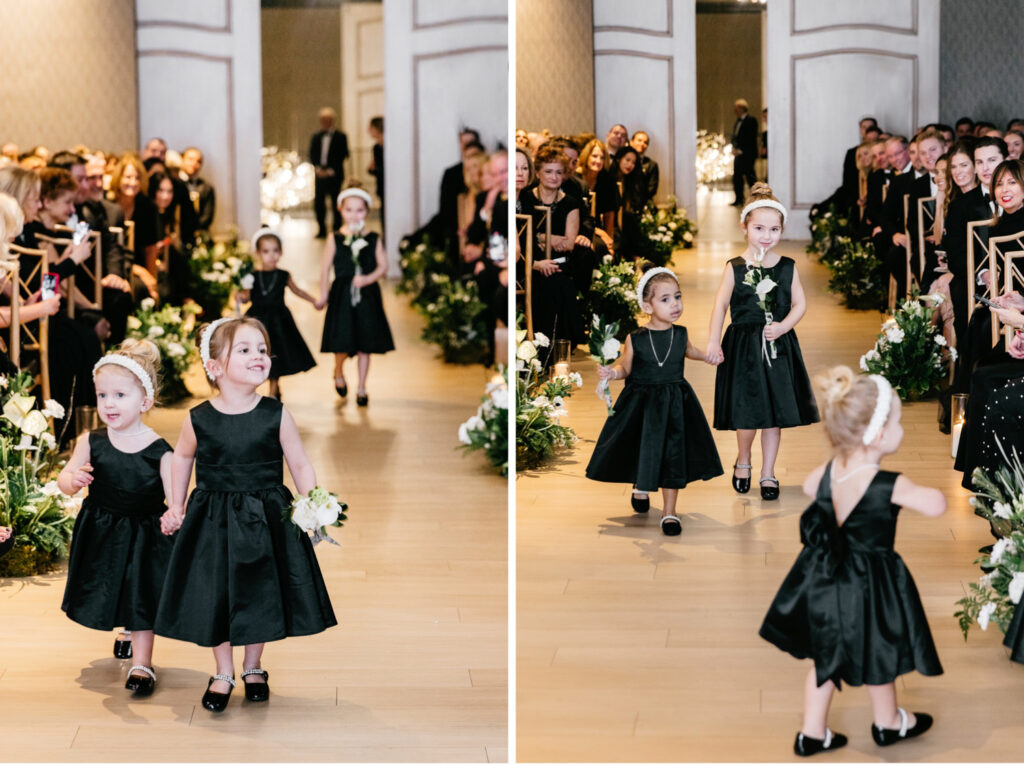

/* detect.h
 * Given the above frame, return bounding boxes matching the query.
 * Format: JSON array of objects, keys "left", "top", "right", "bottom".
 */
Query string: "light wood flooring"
[
  {"left": 0, "top": 216, "right": 507, "bottom": 763},
  {"left": 516, "top": 189, "right": 1024, "bottom": 762}
]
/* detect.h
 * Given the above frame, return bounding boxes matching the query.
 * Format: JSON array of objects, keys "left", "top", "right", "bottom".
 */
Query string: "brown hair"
[
  {"left": 814, "top": 366, "right": 883, "bottom": 456},
  {"left": 95, "top": 338, "right": 162, "bottom": 401},
  {"left": 577, "top": 139, "right": 609, "bottom": 177},
  {"left": 110, "top": 153, "right": 149, "bottom": 196},
  {"left": 533, "top": 145, "right": 569, "bottom": 173},
  {"left": 638, "top": 260, "right": 678, "bottom": 304},
  {"left": 742, "top": 181, "right": 784, "bottom": 225},
  {"left": 37, "top": 167, "right": 76, "bottom": 200},
  {"left": 991, "top": 158, "right": 1024, "bottom": 203},
  {"left": 203, "top": 317, "right": 272, "bottom": 390}
]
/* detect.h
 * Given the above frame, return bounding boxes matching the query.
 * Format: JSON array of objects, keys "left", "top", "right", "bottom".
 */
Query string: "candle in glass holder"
[
  {"left": 951, "top": 421, "right": 964, "bottom": 458},
  {"left": 553, "top": 362, "right": 569, "bottom": 379},
  {"left": 951, "top": 394, "right": 968, "bottom": 459}
]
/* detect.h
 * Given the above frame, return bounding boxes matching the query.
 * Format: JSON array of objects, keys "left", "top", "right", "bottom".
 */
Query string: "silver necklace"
[
  {"left": 832, "top": 463, "right": 879, "bottom": 484},
  {"left": 647, "top": 327, "right": 674, "bottom": 367},
  {"left": 256, "top": 270, "right": 280, "bottom": 298}
]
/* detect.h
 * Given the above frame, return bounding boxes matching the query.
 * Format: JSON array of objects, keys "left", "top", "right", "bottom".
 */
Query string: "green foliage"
[
  {"left": 458, "top": 368, "right": 510, "bottom": 476},
  {"left": 418, "top": 275, "right": 490, "bottom": 364},
  {"left": 636, "top": 198, "right": 698, "bottom": 267},
  {"left": 825, "top": 237, "right": 888, "bottom": 311},
  {"left": 188, "top": 233, "right": 254, "bottom": 318},
  {"left": 585, "top": 256, "right": 639, "bottom": 340},
  {"left": 396, "top": 236, "right": 451, "bottom": 305},
  {"left": 125, "top": 299, "right": 202, "bottom": 402}
]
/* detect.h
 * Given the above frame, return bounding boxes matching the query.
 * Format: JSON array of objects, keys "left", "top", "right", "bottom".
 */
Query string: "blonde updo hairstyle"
[
  {"left": 95, "top": 338, "right": 162, "bottom": 404},
  {"left": 202, "top": 317, "right": 272, "bottom": 390},
  {"left": 742, "top": 182, "right": 785, "bottom": 226},
  {"left": 814, "top": 365, "right": 884, "bottom": 456}
]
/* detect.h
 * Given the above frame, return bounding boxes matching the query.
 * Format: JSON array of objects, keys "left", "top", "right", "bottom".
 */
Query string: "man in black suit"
[
  {"left": 179, "top": 147, "right": 216, "bottom": 235},
  {"left": 842, "top": 119, "right": 880, "bottom": 204},
  {"left": 630, "top": 130, "right": 659, "bottom": 208},
  {"left": 875, "top": 136, "right": 918, "bottom": 296},
  {"left": 309, "top": 107, "right": 349, "bottom": 238},
  {"left": 438, "top": 128, "right": 481, "bottom": 244},
  {"left": 731, "top": 99, "right": 758, "bottom": 206},
  {"left": 906, "top": 130, "right": 945, "bottom": 284}
]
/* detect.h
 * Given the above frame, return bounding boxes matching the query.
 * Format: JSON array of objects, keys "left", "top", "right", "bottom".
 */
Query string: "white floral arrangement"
[
  {"left": 588, "top": 254, "right": 641, "bottom": 338},
  {"left": 588, "top": 314, "right": 622, "bottom": 415},
  {"left": 286, "top": 486, "right": 348, "bottom": 546},
  {"left": 742, "top": 248, "right": 778, "bottom": 363},
  {"left": 515, "top": 322, "right": 579, "bottom": 470},
  {"left": 126, "top": 298, "right": 202, "bottom": 399},
  {"left": 859, "top": 291, "right": 953, "bottom": 400},
  {"left": 638, "top": 198, "right": 698, "bottom": 267},
  {"left": 458, "top": 368, "right": 511, "bottom": 475}
]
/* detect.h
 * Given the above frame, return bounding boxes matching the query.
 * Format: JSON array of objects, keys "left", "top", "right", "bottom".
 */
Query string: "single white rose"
[
  {"left": 291, "top": 498, "right": 318, "bottom": 533},
  {"left": 148, "top": 325, "right": 165, "bottom": 338},
  {"left": 1010, "top": 571, "right": 1024, "bottom": 605},
  {"left": 608, "top": 276, "right": 620, "bottom": 286},
  {"left": 885, "top": 326, "right": 904, "bottom": 344},
  {"left": 140, "top": 297, "right": 155, "bottom": 311},
  {"left": 992, "top": 501, "right": 1013, "bottom": 520},
  {"left": 41, "top": 399, "right": 65, "bottom": 419},
  {"left": 166, "top": 342, "right": 187, "bottom": 358},
  {"left": 755, "top": 278, "right": 777, "bottom": 298},
  {"left": 126, "top": 316, "right": 142, "bottom": 331},
  {"left": 683, "top": 232, "right": 694, "bottom": 242},
  {"left": 240, "top": 274, "right": 255, "bottom": 290},
  {"left": 533, "top": 332, "right": 550, "bottom": 348},
  {"left": 517, "top": 342, "right": 537, "bottom": 361},
  {"left": 977, "top": 601, "right": 997, "bottom": 630},
  {"left": 601, "top": 337, "right": 621, "bottom": 361},
  {"left": 933, "top": 335, "right": 947, "bottom": 347}
]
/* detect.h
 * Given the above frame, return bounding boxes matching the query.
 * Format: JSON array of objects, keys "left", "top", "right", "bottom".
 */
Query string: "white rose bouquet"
[
  {"left": 285, "top": 486, "right": 348, "bottom": 546},
  {"left": 588, "top": 314, "right": 622, "bottom": 415},
  {"left": 742, "top": 247, "right": 778, "bottom": 363},
  {"left": 346, "top": 220, "right": 369, "bottom": 307}
]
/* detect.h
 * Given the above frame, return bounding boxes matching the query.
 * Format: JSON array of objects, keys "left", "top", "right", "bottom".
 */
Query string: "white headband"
[
  {"left": 336, "top": 188, "right": 373, "bottom": 208},
  {"left": 200, "top": 317, "right": 233, "bottom": 381},
  {"left": 636, "top": 267, "right": 678, "bottom": 306},
  {"left": 740, "top": 199, "right": 788, "bottom": 224},
  {"left": 862, "top": 374, "right": 893, "bottom": 445},
  {"left": 93, "top": 355, "right": 155, "bottom": 400},
  {"left": 250, "top": 227, "right": 279, "bottom": 253}
]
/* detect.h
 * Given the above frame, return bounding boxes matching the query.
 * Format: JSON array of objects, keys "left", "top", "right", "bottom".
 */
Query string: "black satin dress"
[
  {"left": 245, "top": 268, "right": 316, "bottom": 378},
  {"left": 321, "top": 231, "right": 395, "bottom": 354},
  {"left": 61, "top": 430, "right": 172, "bottom": 631},
  {"left": 585, "top": 325, "right": 723, "bottom": 493},
  {"left": 714, "top": 256, "right": 819, "bottom": 430},
  {"left": 154, "top": 398, "right": 336, "bottom": 647},
  {"left": 760, "top": 464, "right": 943, "bottom": 688}
]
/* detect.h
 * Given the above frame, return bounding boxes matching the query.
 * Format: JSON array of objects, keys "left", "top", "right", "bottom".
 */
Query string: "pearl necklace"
[
  {"left": 831, "top": 463, "right": 879, "bottom": 484},
  {"left": 648, "top": 327, "right": 674, "bottom": 367}
]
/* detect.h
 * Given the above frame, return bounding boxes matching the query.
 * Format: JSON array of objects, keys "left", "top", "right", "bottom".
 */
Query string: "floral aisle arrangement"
[
  {"left": 397, "top": 235, "right": 450, "bottom": 303},
  {"left": 637, "top": 198, "right": 697, "bottom": 266},
  {"left": 458, "top": 368, "right": 512, "bottom": 476},
  {"left": 859, "top": 292, "right": 954, "bottom": 400},
  {"left": 126, "top": 298, "right": 202, "bottom": 402},
  {"left": 695, "top": 130, "right": 734, "bottom": 186},
  {"left": 805, "top": 204, "right": 851, "bottom": 262},
  {"left": 955, "top": 448, "right": 1024, "bottom": 639},
  {"left": 516, "top": 327, "right": 579, "bottom": 470},
  {"left": 286, "top": 486, "right": 347, "bottom": 546},
  {"left": 418, "top": 274, "right": 490, "bottom": 364},
  {"left": 0, "top": 372, "right": 79, "bottom": 577},
  {"left": 189, "top": 233, "right": 255, "bottom": 318},
  {"left": 823, "top": 236, "right": 888, "bottom": 311},
  {"left": 586, "top": 255, "right": 640, "bottom": 339},
  {"left": 588, "top": 315, "right": 622, "bottom": 415}
]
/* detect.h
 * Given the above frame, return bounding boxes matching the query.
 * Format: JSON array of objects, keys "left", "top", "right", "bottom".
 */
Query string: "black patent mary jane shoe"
[
  {"left": 201, "top": 674, "right": 235, "bottom": 712},
  {"left": 113, "top": 632, "right": 132, "bottom": 659},
  {"left": 356, "top": 393, "right": 369, "bottom": 407},
  {"left": 241, "top": 668, "right": 270, "bottom": 702},
  {"left": 794, "top": 729, "right": 848, "bottom": 757},
  {"left": 335, "top": 383, "right": 348, "bottom": 399},
  {"left": 630, "top": 492, "right": 650, "bottom": 513},
  {"left": 760, "top": 477, "right": 780, "bottom": 501},
  {"left": 871, "top": 708, "right": 933, "bottom": 747},
  {"left": 732, "top": 462, "right": 752, "bottom": 494},
  {"left": 124, "top": 665, "right": 156, "bottom": 697}
]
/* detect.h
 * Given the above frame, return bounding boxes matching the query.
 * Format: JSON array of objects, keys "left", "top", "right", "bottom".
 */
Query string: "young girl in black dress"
[
  {"left": 317, "top": 186, "right": 394, "bottom": 406},
  {"left": 760, "top": 367, "right": 944, "bottom": 755},
  {"left": 155, "top": 317, "right": 336, "bottom": 712},
  {"left": 585, "top": 264, "right": 723, "bottom": 535},
  {"left": 707, "top": 183, "right": 818, "bottom": 500},
  {"left": 58, "top": 339, "right": 173, "bottom": 697},
  {"left": 245, "top": 228, "right": 317, "bottom": 401}
]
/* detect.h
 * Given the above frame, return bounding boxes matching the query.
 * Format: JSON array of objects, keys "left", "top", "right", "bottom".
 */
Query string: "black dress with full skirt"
[
  {"left": 61, "top": 430, "right": 173, "bottom": 631},
  {"left": 321, "top": 231, "right": 395, "bottom": 354},
  {"left": 245, "top": 268, "right": 316, "bottom": 378},
  {"left": 586, "top": 325, "right": 723, "bottom": 493},
  {"left": 759, "top": 464, "right": 943, "bottom": 688},
  {"left": 714, "top": 256, "right": 819, "bottom": 430},
  {"left": 154, "top": 398, "right": 336, "bottom": 646}
]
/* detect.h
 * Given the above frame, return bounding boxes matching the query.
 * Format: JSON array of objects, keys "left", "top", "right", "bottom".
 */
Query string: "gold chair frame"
[
  {"left": 6, "top": 244, "right": 51, "bottom": 399},
  {"left": 515, "top": 214, "right": 534, "bottom": 340}
]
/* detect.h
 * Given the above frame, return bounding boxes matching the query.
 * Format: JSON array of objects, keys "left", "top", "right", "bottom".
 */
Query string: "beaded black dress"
[
  {"left": 586, "top": 325, "right": 723, "bottom": 492},
  {"left": 62, "top": 430, "right": 172, "bottom": 631},
  {"left": 321, "top": 231, "right": 395, "bottom": 354},
  {"left": 245, "top": 268, "right": 316, "bottom": 378},
  {"left": 760, "top": 463, "right": 943, "bottom": 687},
  {"left": 154, "top": 398, "right": 336, "bottom": 646},
  {"left": 714, "top": 256, "right": 819, "bottom": 430}
]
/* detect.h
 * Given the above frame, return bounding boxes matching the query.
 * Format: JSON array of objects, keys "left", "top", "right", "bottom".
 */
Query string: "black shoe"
[
  {"left": 241, "top": 668, "right": 270, "bottom": 702},
  {"left": 201, "top": 674, "right": 235, "bottom": 712},
  {"left": 113, "top": 634, "right": 132, "bottom": 659},
  {"left": 871, "top": 709, "right": 932, "bottom": 746},
  {"left": 356, "top": 393, "right": 368, "bottom": 407},
  {"left": 315, "top": 231, "right": 327, "bottom": 239},
  {"left": 794, "top": 729, "right": 848, "bottom": 757},
  {"left": 732, "top": 462, "right": 751, "bottom": 494},
  {"left": 631, "top": 492, "right": 650, "bottom": 513},
  {"left": 660, "top": 515, "right": 682, "bottom": 536},
  {"left": 335, "top": 383, "right": 348, "bottom": 399},
  {"left": 760, "top": 477, "right": 780, "bottom": 501},
  {"left": 125, "top": 665, "right": 156, "bottom": 697}
]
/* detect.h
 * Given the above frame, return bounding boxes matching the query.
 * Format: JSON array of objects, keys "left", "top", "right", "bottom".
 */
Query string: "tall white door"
[{"left": 341, "top": 3, "right": 384, "bottom": 197}]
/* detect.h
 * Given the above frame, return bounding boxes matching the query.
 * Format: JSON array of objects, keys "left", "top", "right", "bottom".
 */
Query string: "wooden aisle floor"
[
  {"left": 0, "top": 216, "right": 507, "bottom": 763},
  {"left": 516, "top": 189, "right": 1024, "bottom": 762}
]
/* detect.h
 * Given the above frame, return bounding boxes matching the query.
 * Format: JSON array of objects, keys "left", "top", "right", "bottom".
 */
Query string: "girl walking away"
[
  {"left": 154, "top": 317, "right": 336, "bottom": 712},
  {"left": 585, "top": 263, "right": 723, "bottom": 535},
  {"left": 317, "top": 184, "right": 394, "bottom": 406},
  {"left": 760, "top": 367, "right": 944, "bottom": 756},
  {"left": 58, "top": 339, "right": 173, "bottom": 697},
  {"left": 245, "top": 227, "right": 318, "bottom": 400},
  {"left": 707, "top": 183, "right": 818, "bottom": 500}
]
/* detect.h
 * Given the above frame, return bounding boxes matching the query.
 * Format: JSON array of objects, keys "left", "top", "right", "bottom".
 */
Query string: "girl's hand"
[
  {"left": 67, "top": 463, "right": 94, "bottom": 491},
  {"left": 763, "top": 322, "right": 787, "bottom": 341},
  {"left": 705, "top": 343, "right": 724, "bottom": 365},
  {"left": 596, "top": 365, "right": 617, "bottom": 381},
  {"left": 352, "top": 274, "right": 371, "bottom": 288},
  {"left": 160, "top": 506, "right": 184, "bottom": 535},
  {"left": 314, "top": 297, "right": 327, "bottom": 310},
  {"left": 534, "top": 260, "right": 561, "bottom": 276}
]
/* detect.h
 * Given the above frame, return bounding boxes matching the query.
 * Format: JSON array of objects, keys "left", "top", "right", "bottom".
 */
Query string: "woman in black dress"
[
  {"left": 110, "top": 154, "right": 160, "bottom": 295},
  {"left": 761, "top": 367, "right": 944, "bottom": 756},
  {"left": 148, "top": 171, "right": 189, "bottom": 305},
  {"left": 317, "top": 186, "right": 394, "bottom": 406}
]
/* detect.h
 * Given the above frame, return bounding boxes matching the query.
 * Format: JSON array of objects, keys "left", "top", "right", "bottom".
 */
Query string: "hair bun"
[
  {"left": 117, "top": 337, "right": 160, "bottom": 367},
  {"left": 750, "top": 181, "right": 774, "bottom": 198},
  {"left": 815, "top": 365, "right": 854, "bottom": 406},
  {"left": 639, "top": 260, "right": 658, "bottom": 274}
]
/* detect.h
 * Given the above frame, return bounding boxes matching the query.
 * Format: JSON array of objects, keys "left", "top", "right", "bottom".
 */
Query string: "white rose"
[
  {"left": 991, "top": 537, "right": 1016, "bottom": 564},
  {"left": 977, "top": 601, "right": 997, "bottom": 630},
  {"left": 291, "top": 498, "right": 318, "bottom": 533},
  {"left": 126, "top": 316, "right": 142, "bottom": 331},
  {"left": 992, "top": 502, "right": 1013, "bottom": 520},
  {"left": 755, "top": 278, "right": 777, "bottom": 298},
  {"left": 1010, "top": 572, "right": 1024, "bottom": 605},
  {"left": 683, "top": 232, "right": 693, "bottom": 242},
  {"left": 603, "top": 254, "right": 613, "bottom": 264},
  {"left": 533, "top": 332, "right": 550, "bottom": 348},
  {"left": 517, "top": 342, "right": 537, "bottom": 361},
  {"left": 608, "top": 277, "right": 620, "bottom": 286},
  {"left": 933, "top": 335, "right": 947, "bottom": 347},
  {"left": 148, "top": 325, "right": 165, "bottom": 338},
  {"left": 859, "top": 355, "right": 870, "bottom": 372},
  {"left": 601, "top": 337, "right": 621, "bottom": 361},
  {"left": 240, "top": 274, "right": 255, "bottom": 290},
  {"left": 166, "top": 342, "right": 186, "bottom": 358},
  {"left": 593, "top": 270, "right": 603, "bottom": 280},
  {"left": 491, "top": 389, "right": 509, "bottom": 410},
  {"left": 885, "top": 326, "right": 904, "bottom": 344},
  {"left": 41, "top": 399, "right": 65, "bottom": 419},
  {"left": 140, "top": 297, "right": 155, "bottom": 311}
]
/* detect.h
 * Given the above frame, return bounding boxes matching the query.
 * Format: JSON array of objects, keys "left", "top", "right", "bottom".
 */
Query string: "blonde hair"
[
  {"left": 202, "top": 317, "right": 271, "bottom": 390},
  {"left": 110, "top": 153, "right": 149, "bottom": 197},
  {"left": 814, "top": 365, "right": 882, "bottom": 456},
  {"left": 0, "top": 165, "right": 41, "bottom": 210},
  {"left": 0, "top": 192, "right": 25, "bottom": 250},
  {"left": 95, "top": 338, "right": 162, "bottom": 402}
]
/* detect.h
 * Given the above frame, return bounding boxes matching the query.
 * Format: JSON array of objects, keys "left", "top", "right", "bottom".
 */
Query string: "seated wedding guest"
[
  {"left": 935, "top": 123, "right": 955, "bottom": 150},
  {"left": 924, "top": 153, "right": 955, "bottom": 347},
  {"left": 864, "top": 139, "right": 893, "bottom": 228},
  {"left": 109, "top": 154, "right": 160, "bottom": 299},
  {"left": 439, "top": 128, "right": 481, "bottom": 243},
  {"left": 515, "top": 129, "right": 529, "bottom": 149},
  {"left": 465, "top": 150, "right": 509, "bottom": 360},
  {"left": 956, "top": 117, "right": 975, "bottom": 137},
  {"left": 1006, "top": 130, "right": 1024, "bottom": 161},
  {"left": 603, "top": 147, "right": 645, "bottom": 258},
  {"left": 455, "top": 145, "right": 486, "bottom": 265},
  {"left": 515, "top": 146, "right": 534, "bottom": 206},
  {"left": 907, "top": 130, "right": 945, "bottom": 282},
  {"left": 141, "top": 137, "right": 167, "bottom": 162},
  {"left": 179, "top": 147, "right": 215, "bottom": 234},
  {"left": 543, "top": 137, "right": 599, "bottom": 296},
  {"left": 875, "top": 136, "right": 917, "bottom": 295},
  {"left": 850, "top": 141, "right": 875, "bottom": 235},
  {"left": 143, "top": 156, "right": 198, "bottom": 248},
  {"left": 149, "top": 171, "right": 188, "bottom": 304},
  {"left": 630, "top": 131, "right": 659, "bottom": 208},
  {"left": 605, "top": 124, "right": 628, "bottom": 157},
  {"left": 843, "top": 117, "right": 878, "bottom": 197},
  {"left": 577, "top": 139, "right": 616, "bottom": 221},
  {"left": 518, "top": 145, "right": 586, "bottom": 353}
]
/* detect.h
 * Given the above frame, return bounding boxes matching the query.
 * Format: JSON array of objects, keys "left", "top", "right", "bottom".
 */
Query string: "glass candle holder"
[
  {"left": 552, "top": 339, "right": 571, "bottom": 379},
  {"left": 74, "top": 405, "right": 99, "bottom": 437},
  {"left": 951, "top": 393, "right": 968, "bottom": 458}
]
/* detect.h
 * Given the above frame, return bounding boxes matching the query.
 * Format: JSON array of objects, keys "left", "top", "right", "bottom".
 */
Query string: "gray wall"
[
  {"left": 696, "top": 9, "right": 763, "bottom": 138},
  {"left": 940, "top": 0, "right": 1024, "bottom": 128}
]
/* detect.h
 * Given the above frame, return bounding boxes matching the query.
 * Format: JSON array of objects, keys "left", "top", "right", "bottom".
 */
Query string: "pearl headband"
[
  {"left": 740, "top": 199, "right": 788, "bottom": 225},
  {"left": 250, "top": 227, "right": 280, "bottom": 253},
  {"left": 200, "top": 317, "right": 233, "bottom": 381},
  {"left": 861, "top": 374, "right": 893, "bottom": 446},
  {"left": 636, "top": 267, "right": 678, "bottom": 307},
  {"left": 93, "top": 355, "right": 155, "bottom": 400},
  {"left": 336, "top": 188, "right": 373, "bottom": 208}
]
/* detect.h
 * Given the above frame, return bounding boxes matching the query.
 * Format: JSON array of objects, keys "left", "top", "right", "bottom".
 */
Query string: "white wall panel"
[
  {"left": 593, "top": 0, "right": 671, "bottom": 35},
  {"left": 792, "top": 0, "right": 916, "bottom": 34},
  {"left": 412, "top": 0, "right": 506, "bottom": 29},
  {"left": 342, "top": 3, "right": 384, "bottom": 195},
  {"left": 136, "top": 0, "right": 229, "bottom": 30}
]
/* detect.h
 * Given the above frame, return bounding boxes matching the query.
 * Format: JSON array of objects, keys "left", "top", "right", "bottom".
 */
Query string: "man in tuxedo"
[
  {"left": 875, "top": 136, "right": 918, "bottom": 296},
  {"left": 309, "top": 107, "right": 349, "bottom": 238},
  {"left": 731, "top": 99, "right": 758, "bottom": 206},
  {"left": 605, "top": 124, "right": 628, "bottom": 157},
  {"left": 907, "top": 130, "right": 945, "bottom": 284},
  {"left": 179, "top": 147, "right": 216, "bottom": 234},
  {"left": 142, "top": 137, "right": 166, "bottom": 162},
  {"left": 464, "top": 150, "right": 509, "bottom": 358},
  {"left": 864, "top": 139, "right": 893, "bottom": 229},
  {"left": 956, "top": 117, "right": 975, "bottom": 137},
  {"left": 630, "top": 130, "right": 659, "bottom": 208},
  {"left": 438, "top": 128, "right": 481, "bottom": 244},
  {"left": 842, "top": 117, "right": 878, "bottom": 202}
]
